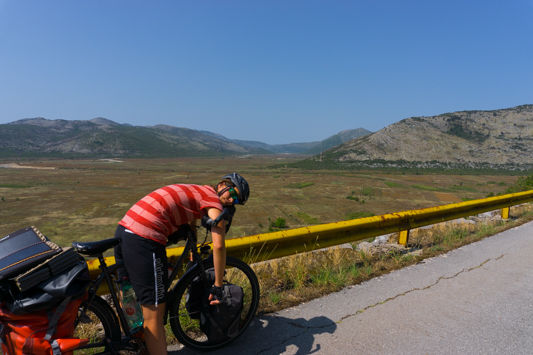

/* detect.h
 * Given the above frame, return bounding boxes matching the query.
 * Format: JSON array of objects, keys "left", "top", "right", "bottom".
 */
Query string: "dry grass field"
[{"left": 0, "top": 156, "right": 517, "bottom": 247}]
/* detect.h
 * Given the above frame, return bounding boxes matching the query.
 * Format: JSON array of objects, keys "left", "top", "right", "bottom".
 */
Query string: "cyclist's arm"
[{"left": 205, "top": 207, "right": 226, "bottom": 289}]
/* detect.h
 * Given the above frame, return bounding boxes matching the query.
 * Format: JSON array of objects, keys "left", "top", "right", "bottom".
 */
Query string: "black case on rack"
[
  {"left": 0, "top": 226, "right": 61, "bottom": 282},
  {"left": 14, "top": 247, "right": 81, "bottom": 292}
]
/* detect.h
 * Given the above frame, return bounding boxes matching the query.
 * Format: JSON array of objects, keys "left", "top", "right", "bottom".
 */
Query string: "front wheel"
[{"left": 168, "top": 256, "right": 260, "bottom": 351}]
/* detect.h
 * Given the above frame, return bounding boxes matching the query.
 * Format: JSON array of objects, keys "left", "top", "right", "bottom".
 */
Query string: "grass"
[
  {"left": 284, "top": 182, "right": 315, "bottom": 189},
  {"left": 296, "top": 212, "right": 320, "bottom": 224},
  {"left": 352, "top": 187, "right": 382, "bottom": 198},
  {"left": 411, "top": 184, "right": 441, "bottom": 191},
  {"left": 345, "top": 211, "right": 375, "bottom": 220},
  {"left": 450, "top": 185, "right": 478, "bottom": 192},
  {"left": 384, "top": 181, "right": 403, "bottom": 187},
  {"left": 0, "top": 183, "right": 34, "bottom": 188}
]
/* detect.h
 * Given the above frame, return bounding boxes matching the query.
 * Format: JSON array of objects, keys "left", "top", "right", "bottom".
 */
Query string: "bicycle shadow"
[{"left": 168, "top": 314, "right": 337, "bottom": 354}]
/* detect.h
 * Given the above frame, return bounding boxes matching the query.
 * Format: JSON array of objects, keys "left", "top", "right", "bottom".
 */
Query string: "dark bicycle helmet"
[{"left": 221, "top": 173, "right": 250, "bottom": 205}]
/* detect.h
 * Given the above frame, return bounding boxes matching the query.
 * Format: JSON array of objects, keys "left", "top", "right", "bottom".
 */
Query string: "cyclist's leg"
[
  {"left": 142, "top": 303, "right": 168, "bottom": 355},
  {"left": 121, "top": 233, "right": 169, "bottom": 352}
]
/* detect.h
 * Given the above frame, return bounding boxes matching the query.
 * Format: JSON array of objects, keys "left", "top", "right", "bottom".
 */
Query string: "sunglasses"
[{"left": 228, "top": 187, "right": 239, "bottom": 204}]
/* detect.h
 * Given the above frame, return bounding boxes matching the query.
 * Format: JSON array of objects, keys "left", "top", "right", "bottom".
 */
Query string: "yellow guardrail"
[{"left": 88, "top": 190, "right": 533, "bottom": 295}]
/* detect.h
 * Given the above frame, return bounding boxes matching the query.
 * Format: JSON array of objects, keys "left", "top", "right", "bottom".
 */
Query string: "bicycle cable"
[
  {"left": 196, "top": 226, "right": 211, "bottom": 255},
  {"left": 201, "top": 227, "right": 209, "bottom": 246}
]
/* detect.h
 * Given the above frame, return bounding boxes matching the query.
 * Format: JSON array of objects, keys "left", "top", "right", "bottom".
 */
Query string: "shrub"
[
  {"left": 505, "top": 174, "right": 533, "bottom": 193},
  {"left": 269, "top": 217, "right": 287, "bottom": 231},
  {"left": 274, "top": 218, "right": 286, "bottom": 228}
]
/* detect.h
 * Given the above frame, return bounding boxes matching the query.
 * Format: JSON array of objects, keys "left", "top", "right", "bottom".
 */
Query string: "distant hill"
[
  {"left": 0, "top": 117, "right": 268, "bottom": 157},
  {"left": 294, "top": 105, "right": 533, "bottom": 171},
  {"left": 0, "top": 117, "right": 370, "bottom": 158},
  {"left": 198, "top": 128, "right": 371, "bottom": 154}
]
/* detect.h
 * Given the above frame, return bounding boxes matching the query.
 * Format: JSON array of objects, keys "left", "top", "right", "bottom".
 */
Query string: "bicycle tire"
[
  {"left": 74, "top": 295, "right": 121, "bottom": 355},
  {"left": 168, "top": 256, "right": 260, "bottom": 351}
]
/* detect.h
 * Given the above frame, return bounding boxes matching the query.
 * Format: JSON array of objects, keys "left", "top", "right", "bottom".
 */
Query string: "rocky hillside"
[
  {"left": 301, "top": 105, "right": 533, "bottom": 171},
  {"left": 304, "top": 128, "right": 372, "bottom": 155}
]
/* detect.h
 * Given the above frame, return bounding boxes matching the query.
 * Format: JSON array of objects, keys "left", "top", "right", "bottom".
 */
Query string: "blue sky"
[{"left": 1, "top": 1, "right": 532, "bottom": 144}]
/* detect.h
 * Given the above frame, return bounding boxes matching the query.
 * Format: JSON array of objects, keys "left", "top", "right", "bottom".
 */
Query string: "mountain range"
[
  {"left": 0, "top": 117, "right": 371, "bottom": 157},
  {"left": 3, "top": 104, "right": 531, "bottom": 171}
]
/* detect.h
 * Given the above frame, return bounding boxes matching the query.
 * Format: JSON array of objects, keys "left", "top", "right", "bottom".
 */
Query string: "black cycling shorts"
[{"left": 114, "top": 225, "right": 168, "bottom": 306}]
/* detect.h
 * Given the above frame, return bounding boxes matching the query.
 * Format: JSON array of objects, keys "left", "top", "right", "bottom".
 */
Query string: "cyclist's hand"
[{"left": 209, "top": 286, "right": 223, "bottom": 305}]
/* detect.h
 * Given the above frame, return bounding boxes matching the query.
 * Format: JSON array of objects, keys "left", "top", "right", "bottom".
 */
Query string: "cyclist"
[{"left": 114, "top": 173, "right": 250, "bottom": 355}]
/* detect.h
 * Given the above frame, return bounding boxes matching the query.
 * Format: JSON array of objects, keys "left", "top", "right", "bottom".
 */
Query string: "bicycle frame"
[
  {"left": 76, "top": 229, "right": 212, "bottom": 351},
  {"left": 165, "top": 230, "right": 211, "bottom": 314},
  {"left": 80, "top": 254, "right": 131, "bottom": 336}
]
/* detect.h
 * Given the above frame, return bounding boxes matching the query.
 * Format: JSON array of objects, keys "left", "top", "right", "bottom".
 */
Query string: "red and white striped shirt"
[{"left": 119, "top": 184, "right": 223, "bottom": 244}]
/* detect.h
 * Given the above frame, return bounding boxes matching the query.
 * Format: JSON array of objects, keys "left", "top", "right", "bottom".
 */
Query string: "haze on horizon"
[{"left": 0, "top": 1, "right": 532, "bottom": 145}]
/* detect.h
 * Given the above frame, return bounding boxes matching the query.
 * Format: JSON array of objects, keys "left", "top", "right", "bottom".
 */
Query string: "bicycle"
[{"left": 71, "top": 228, "right": 260, "bottom": 354}]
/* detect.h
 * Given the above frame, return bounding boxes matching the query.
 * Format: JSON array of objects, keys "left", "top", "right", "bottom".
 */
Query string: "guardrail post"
[
  {"left": 398, "top": 230, "right": 410, "bottom": 246},
  {"left": 501, "top": 207, "right": 510, "bottom": 219}
]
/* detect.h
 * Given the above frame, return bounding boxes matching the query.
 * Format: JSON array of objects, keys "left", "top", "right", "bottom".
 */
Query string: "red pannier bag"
[{"left": 0, "top": 294, "right": 88, "bottom": 355}]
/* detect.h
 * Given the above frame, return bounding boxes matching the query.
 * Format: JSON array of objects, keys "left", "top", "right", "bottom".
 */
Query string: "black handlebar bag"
[{"left": 0, "top": 226, "right": 61, "bottom": 282}]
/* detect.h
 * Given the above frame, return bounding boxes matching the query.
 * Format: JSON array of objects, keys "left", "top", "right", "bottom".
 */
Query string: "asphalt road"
[{"left": 169, "top": 220, "right": 533, "bottom": 355}]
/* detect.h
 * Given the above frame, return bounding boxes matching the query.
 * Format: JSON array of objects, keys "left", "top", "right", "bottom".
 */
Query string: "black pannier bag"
[
  {"left": 0, "top": 226, "right": 61, "bottom": 282},
  {"left": 185, "top": 267, "right": 214, "bottom": 320},
  {"left": 185, "top": 267, "right": 244, "bottom": 342},
  {"left": 200, "top": 280, "right": 243, "bottom": 342}
]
